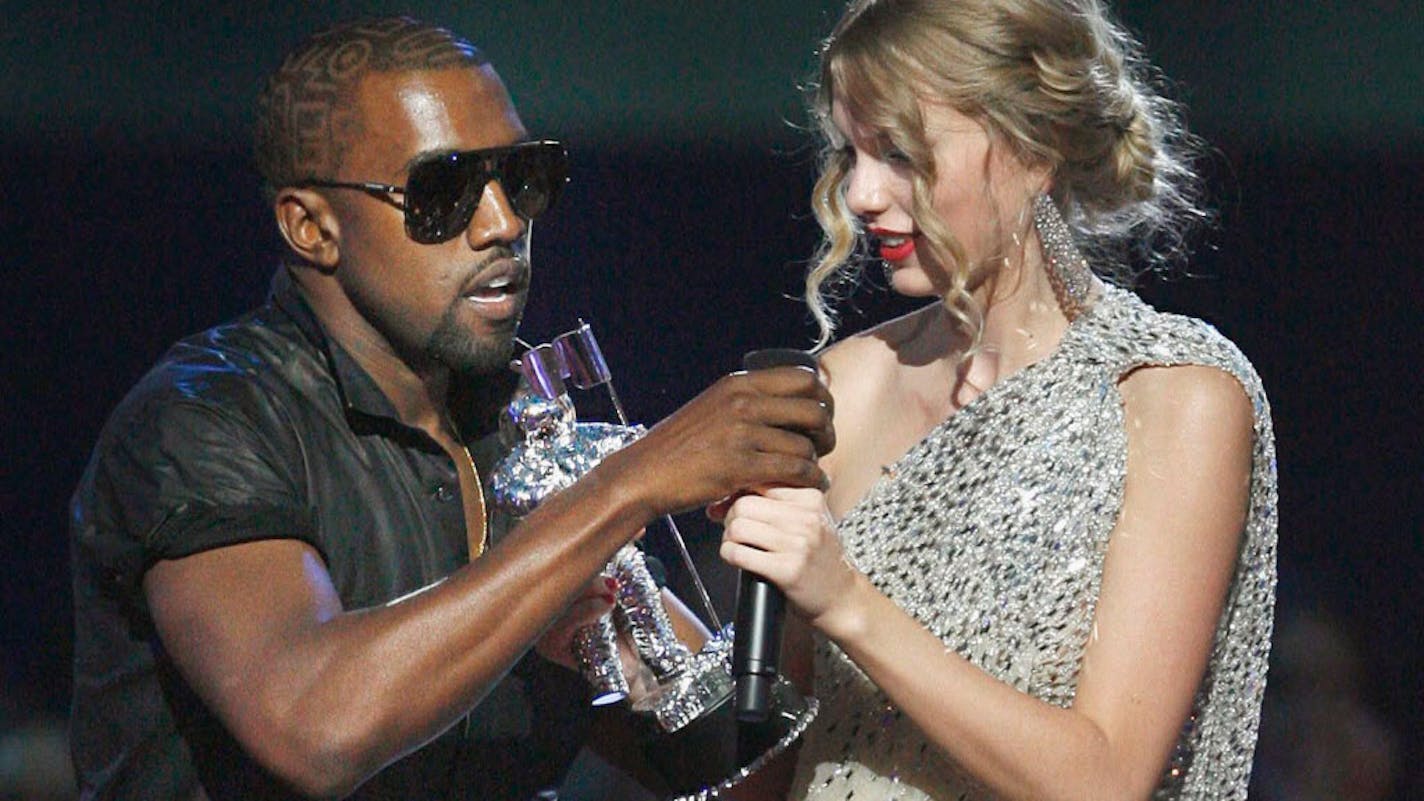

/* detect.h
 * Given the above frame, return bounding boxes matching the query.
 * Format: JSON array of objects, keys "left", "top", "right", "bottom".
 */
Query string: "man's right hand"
[
  {"left": 597, "top": 364, "right": 835, "bottom": 520},
  {"left": 139, "top": 365, "right": 831, "bottom": 800}
]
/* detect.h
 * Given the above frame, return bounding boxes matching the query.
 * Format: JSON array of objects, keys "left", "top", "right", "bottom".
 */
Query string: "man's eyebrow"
[
  {"left": 398, "top": 140, "right": 535, "bottom": 176},
  {"left": 400, "top": 148, "right": 459, "bottom": 176}
]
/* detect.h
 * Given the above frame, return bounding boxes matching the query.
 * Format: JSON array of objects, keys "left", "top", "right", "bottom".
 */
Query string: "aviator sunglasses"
[{"left": 295, "top": 140, "right": 569, "bottom": 244}]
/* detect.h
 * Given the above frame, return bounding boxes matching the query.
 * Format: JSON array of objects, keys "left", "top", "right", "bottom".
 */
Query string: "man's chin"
[
  {"left": 428, "top": 331, "right": 518, "bottom": 376},
  {"left": 460, "top": 342, "right": 518, "bottom": 376},
  {"left": 426, "top": 295, "right": 526, "bottom": 376}
]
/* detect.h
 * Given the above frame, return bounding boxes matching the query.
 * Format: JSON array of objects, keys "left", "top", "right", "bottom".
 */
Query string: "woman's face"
[{"left": 832, "top": 95, "right": 1042, "bottom": 297}]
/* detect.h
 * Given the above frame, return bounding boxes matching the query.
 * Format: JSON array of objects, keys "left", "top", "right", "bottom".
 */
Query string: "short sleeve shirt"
[{"left": 69, "top": 267, "right": 590, "bottom": 800}]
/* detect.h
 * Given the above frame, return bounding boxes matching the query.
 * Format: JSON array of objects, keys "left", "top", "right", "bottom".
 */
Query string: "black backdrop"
[{"left": 3, "top": 3, "right": 1421, "bottom": 798}]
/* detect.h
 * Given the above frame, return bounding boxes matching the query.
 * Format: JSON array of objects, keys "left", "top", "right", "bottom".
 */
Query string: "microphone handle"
[{"left": 732, "top": 348, "right": 816, "bottom": 722}]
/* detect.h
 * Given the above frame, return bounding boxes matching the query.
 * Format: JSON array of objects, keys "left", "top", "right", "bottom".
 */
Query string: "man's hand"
[
  {"left": 139, "top": 365, "right": 830, "bottom": 797},
  {"left": 598, "top": 365, "right": 835, "bottom": 520}
]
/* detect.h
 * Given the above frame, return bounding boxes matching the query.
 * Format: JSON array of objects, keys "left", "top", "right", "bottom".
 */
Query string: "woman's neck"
[{"left": 960, "top": 238, "right": 1075, "bottom": 386}]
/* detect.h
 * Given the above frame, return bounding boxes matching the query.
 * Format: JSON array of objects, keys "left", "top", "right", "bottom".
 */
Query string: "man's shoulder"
[
  {"left": 140, "top": 304, "right": 323, "bottom": 403},
  {"left": 99, "top": 303, "right": 334, "bottom": 451}
]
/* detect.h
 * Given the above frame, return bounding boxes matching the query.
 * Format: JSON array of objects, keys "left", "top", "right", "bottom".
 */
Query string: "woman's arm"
[{"left": 721, "top": 364, "right": 1254, "bottom": 801}]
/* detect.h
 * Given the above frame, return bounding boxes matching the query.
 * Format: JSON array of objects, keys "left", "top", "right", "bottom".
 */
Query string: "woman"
[{"left": 718, "top": 1, "right": 1277, "bottom": 799}]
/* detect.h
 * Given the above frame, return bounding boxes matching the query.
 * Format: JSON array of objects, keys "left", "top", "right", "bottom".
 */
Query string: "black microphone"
[{"left": 732, "top": 347, "right": 818, "bottom": 722}]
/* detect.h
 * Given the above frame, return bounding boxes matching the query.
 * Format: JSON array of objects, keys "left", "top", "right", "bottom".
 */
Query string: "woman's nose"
[{"left": 843, "top": 159, "right": 892, "bottom": 218}]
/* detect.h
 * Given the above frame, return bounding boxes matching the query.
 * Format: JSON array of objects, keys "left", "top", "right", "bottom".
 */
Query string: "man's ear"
[{"left": 274, "top": 189, "right": 341, "bottom": 272}]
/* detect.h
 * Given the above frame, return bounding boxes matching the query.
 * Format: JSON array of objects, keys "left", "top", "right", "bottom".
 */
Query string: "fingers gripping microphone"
[{"left": 732, "top": 348, "right": 817, "bottom": 722}]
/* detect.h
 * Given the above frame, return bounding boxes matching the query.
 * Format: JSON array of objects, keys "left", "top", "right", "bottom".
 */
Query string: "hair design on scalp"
[
  {"left": 253, "top": 16, "right": 488, "bottom": 199},
  {"left": 805, "top": 0, "right": 1208, "bottom": 347}
]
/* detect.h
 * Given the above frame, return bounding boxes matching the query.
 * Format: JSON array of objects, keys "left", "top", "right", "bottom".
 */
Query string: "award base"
[{"left": 630, "top": 630, "right": 817, "bottom": 800}]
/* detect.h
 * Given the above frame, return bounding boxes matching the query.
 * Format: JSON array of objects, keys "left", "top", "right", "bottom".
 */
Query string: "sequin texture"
[{"left": 790, "top": 285, "right": 1278, "bottom": 800}]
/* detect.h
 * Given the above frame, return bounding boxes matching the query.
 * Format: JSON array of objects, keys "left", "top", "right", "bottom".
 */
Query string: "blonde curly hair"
[{"left": 806, "top": 0, "right": 1208, "bottom": 347}]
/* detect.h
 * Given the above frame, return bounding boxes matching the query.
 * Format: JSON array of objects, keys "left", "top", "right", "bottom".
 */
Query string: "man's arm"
[{"left": 144, "top": 365, "right": 833, "bottom": 797}]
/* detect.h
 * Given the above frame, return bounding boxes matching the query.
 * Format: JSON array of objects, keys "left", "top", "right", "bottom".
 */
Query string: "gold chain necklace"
[
  {"left": 446, "top": 415, "right": 488, "bottom": 560},
  {"left": 459, "top": 443, "right": 488, "bottom": 559}
]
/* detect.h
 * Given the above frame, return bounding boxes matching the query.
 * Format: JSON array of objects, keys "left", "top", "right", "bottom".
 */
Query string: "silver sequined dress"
[{"left": 790, "top": 285, "right": 1278, "bottom": 800}]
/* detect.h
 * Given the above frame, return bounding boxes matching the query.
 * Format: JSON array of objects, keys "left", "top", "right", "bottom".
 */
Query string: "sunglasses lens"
[
  {"left": 503, "top": 143, "right": 568, "bottom": 220},
  {"left": 405, "top": 154, "right": 478, "bottom": 244},
  {"left": 403, "top": 142, "right": 569, "bottom": 244}
]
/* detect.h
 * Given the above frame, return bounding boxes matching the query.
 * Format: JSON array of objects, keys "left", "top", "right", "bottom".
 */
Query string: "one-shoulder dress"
[{"left": 790, "top": 285, "right": 1278, "bottom": 800}]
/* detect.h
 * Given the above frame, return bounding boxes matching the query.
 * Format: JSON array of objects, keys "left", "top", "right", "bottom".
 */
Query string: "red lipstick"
[{"left": 870, "top": 228, "right": 916, "bottom": 261}]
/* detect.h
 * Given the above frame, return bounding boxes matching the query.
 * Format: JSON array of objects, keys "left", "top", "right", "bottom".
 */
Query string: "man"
[{"left": 69, "top": 16, "right": 832, "bottom": 800}]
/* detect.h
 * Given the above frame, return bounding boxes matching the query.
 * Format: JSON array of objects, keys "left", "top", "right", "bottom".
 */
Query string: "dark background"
[{"left": 3, "top": 2, "right": 1420, "bottom": 798}]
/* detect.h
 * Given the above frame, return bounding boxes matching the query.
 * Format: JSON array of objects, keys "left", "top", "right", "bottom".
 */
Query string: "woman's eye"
[{"left": 883, "top": 148, "right": 911, "bottom": 165}]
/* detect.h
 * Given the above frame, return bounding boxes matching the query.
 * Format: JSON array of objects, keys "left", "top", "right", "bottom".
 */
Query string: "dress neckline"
[{"left": 835, "top": 285, "right": 1119, "bottom": 528}]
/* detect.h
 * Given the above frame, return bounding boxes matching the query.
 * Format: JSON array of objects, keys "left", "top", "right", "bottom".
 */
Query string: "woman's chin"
[{"left": 886, "top": 265, "right": 943, "bottom": 299}]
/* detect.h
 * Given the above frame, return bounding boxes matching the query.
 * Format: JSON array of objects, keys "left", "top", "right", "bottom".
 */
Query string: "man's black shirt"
[{"left": 69, "top": 268, "right": 589, "bottom": 799}]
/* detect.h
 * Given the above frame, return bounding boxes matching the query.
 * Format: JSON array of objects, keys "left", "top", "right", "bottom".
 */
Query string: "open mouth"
[
  {"left": 870, "top": 230, "right": 916, "bottom": 262},
  {"left": 465, "top": 274, "right": 524, "bottom": 304},
  {"left": 462, "top": 259, "right": 529, "bottom": 305}
]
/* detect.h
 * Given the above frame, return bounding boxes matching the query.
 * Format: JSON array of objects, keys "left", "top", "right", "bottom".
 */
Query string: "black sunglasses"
[{"left": 295, "top": 140, "right": 568, "bottom": 244}]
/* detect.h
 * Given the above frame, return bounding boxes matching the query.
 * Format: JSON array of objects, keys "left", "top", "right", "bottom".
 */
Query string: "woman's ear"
[
  {"left": 1027, "top": 159, "right": 1055, "bottom": 199},
  {"left": 273, "top": 189, "right": 340, "bottom": 273}
]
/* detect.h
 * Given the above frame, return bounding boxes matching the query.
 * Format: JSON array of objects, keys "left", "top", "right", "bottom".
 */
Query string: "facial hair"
[
  {"left": 426, "top": 234, "right": 532, "bottom": 375},
  {"left": 424, "top": 292, "right": 525, "bottom": 376}
]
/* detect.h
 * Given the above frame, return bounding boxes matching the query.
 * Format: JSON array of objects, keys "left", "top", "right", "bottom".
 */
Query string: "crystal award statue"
[{"left": 488, "top": 322, "right": 816, "bottom": 799}]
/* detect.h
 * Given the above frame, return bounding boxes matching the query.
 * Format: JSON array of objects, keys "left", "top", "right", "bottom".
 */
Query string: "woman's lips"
[
  {"left": 871, "top": 229, "right": 916, "bottom": 261},
  {"left": 879, "top": 237, "right": 915, "bottom": 261}
]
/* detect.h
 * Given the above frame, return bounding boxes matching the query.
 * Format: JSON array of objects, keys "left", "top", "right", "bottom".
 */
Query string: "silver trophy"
[{"left": 490, "top": 322, "right": 816, "bottom": 799}]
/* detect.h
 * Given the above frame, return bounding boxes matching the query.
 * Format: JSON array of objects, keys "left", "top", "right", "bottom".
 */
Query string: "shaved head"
[{"left": 253, "top": 16, "right": 488, "bottom": 198}]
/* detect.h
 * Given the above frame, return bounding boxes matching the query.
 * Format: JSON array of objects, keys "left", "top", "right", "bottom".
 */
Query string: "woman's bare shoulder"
[
  {"left": 819, "top": 322, "right": 899, "bottom": 402},
  {"left": 816, "top": 306, "right": 950, "bottom": 477},
  {"left": 822, "top": 304, "right": 949, "bottom": 391}
]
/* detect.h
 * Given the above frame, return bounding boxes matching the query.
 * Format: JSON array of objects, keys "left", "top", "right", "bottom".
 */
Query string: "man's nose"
[{"left": 464, "top": 179, "right": 526, "bottom": 248}]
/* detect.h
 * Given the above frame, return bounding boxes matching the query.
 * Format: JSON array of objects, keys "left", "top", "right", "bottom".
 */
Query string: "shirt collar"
[
  {"left": 268, "top": 266, "right": 405, "bottom": 430},
  {"left": 267, "top": 266, "right": 516, "bottom": 442}
]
